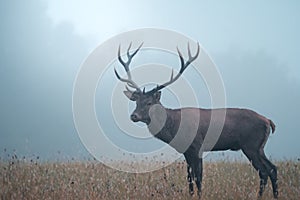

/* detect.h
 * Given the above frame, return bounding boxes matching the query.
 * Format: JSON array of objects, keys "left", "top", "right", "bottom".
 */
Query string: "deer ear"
[
  {"left": 123, "top": 91, "right": 138, "bottom": 101},
  {"left": 154, "top": 91, "right": 161, "bottom": 101}
]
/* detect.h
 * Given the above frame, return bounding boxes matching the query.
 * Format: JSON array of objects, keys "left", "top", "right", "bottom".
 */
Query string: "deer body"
[
  {"left": 148, "top": 107, "right": 275, "bottom": 153},
  {"left": 149, "top": 108, "right": 272, "bottom": 150},
  {"left": 115, "top": 43, "right": 278, "bottom": 199}
]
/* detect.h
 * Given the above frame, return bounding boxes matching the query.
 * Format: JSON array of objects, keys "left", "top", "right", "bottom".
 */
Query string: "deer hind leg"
[
  {"left": 259, "top": 149, "right": 278, "bottom": 199},
  {"left": 187, "top": 164, "right": 195, "bottom": 195},
  {"left": 242, "top": 149, "right": 269, "bottom": 199}
]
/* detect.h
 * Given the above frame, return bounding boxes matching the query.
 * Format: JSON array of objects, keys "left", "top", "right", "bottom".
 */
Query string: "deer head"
[{"left": 114, "top": 42, "right": 200, "bottom": 124}]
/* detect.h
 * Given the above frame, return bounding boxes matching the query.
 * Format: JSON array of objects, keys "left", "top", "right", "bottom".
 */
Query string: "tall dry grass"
[{"left": 0, "top": 154, "right": 299, "bottom": 199}]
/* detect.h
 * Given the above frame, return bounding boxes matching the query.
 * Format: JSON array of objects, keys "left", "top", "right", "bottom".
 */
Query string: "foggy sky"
[{"left": 0, "top": 0, "right": 299, "bottom": 160}]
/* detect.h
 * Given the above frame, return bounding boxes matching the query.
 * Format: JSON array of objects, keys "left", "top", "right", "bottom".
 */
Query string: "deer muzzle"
[{"left": 130, "top": 113, "right": 141, "bottom": 122}]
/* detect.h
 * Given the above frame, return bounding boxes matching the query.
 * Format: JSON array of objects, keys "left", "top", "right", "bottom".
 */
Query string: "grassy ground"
[{"left": 0, "top": 158, "right": 299, "bottom": 200}]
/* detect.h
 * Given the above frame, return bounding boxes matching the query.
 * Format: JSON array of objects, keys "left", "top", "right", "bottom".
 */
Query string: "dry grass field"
[{"left": 0, "top": 156, "right": 299, "bottom": 200}]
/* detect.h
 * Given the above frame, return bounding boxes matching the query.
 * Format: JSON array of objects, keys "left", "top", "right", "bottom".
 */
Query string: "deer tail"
[{"left": 269, "top": 119, "right": 276, "bottom": 134}]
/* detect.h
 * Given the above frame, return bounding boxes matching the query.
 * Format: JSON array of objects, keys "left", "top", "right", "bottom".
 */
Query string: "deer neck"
[{"left": 147, "top": 106, "right": 179, "bottom": 144}]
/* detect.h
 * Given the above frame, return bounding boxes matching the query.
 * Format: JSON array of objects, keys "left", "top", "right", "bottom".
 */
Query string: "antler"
[
  {"left": 114, "top": 42, "right": 143, "bottom": 92},
  {"left": 148, "top": 42, "right": 200, "bottom": 94}
]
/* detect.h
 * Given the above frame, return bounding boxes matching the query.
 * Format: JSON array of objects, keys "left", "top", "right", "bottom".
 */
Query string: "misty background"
[{"left": 1, "top": 0, "right": 299, "bottom": 160}]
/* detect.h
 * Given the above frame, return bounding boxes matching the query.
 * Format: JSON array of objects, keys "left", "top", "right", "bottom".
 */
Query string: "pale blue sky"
[
  {"left": 0, "top": 0, "right": 299, "bottom": 160},
  {"left": 46, "top": 0, "right": 300, "bottom": 80}
]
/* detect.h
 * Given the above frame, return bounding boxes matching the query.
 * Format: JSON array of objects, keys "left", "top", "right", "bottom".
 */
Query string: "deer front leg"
[{"left": 194, "top": 158, "right": 203, "bottom": 198}]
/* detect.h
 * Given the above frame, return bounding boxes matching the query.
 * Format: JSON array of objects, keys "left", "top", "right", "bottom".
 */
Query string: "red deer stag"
[{"left": 114, "top": 42, "right": 278, "bottom": 199}]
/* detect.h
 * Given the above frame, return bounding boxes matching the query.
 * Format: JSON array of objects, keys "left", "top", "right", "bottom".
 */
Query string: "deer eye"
[{"left": 146, "top": 102, "right": 152, "bottom": 106}]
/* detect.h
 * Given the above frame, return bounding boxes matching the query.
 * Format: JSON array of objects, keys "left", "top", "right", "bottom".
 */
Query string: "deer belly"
[{"left": 211, "top": 135, "right": 241, "bottom": 151}]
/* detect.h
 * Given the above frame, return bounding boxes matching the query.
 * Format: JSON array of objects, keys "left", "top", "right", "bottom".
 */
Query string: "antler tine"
[
  {"left": 176, "top": 47, "right": 185, "bottom": 72},
  {"left": 127, "top": 42, "right": 132, "bottom": 53},
  {"left": 125, "top": 85, "right": 135, "bottom": 93},
  {"left": 117, "top": 45, "right": 127, "bottom": 71},
  {"left": 170, "top": 69, "right": 174, "bottom": 81},
  {"left": 148, "top": 42, "right": 200, "bottom": 94},
  {"left": 186, "top": 42, "right": 200, "bottom": 66},
  {"left": 114, "top": 68, "right": 138, "bottom": 89},
  {"left": 115, "top": 42, "right": 143, "bottom": 91},
  {"left": 131, "top": 42, "right": 144, "bottom": 58}
]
